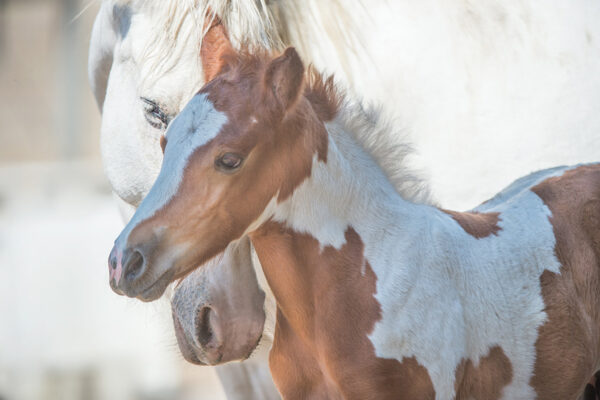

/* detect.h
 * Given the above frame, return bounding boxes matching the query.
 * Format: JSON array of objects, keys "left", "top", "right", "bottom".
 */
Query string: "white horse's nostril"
[{"left": 195, "top": 306, "right": 215, "bottom": 348}]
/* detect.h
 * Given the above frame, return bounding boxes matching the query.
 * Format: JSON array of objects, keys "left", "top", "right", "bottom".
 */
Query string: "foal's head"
[{"left": 109, "top": 43, "right": 335, "bottom": 299}]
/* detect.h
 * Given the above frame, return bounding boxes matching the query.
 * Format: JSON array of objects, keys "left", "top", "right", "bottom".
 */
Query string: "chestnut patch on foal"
[
  {"left": 251, "top": 221, "right": 435, "bottom": 399},
  {"left": 442, "top": 210, "right": 502, "bottom": 239},
  {"left": 454, "top": 345, "right": 513, "bottom": 400},
  {"left": 530, "top": 164, "right": 600, "bottom": 399}
]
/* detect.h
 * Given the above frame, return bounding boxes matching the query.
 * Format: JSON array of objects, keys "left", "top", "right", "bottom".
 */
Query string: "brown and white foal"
[{"left": 108, "top": 46, "right": 600, "bottom": 399}]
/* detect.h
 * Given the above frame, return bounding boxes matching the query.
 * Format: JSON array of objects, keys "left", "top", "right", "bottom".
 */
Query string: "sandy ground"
[{"left": 0, "top": 161, "right": 226, "bottom": 400}]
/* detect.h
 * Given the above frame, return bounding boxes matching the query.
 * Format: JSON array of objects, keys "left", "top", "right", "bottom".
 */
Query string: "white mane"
[{"left": 114, "top": 0, "right": 366, "bottom": 89}]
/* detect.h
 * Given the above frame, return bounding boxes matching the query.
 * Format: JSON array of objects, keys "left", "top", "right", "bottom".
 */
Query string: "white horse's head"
[{"left": 89, "top": 0, "right": 206, "bottom": 206}]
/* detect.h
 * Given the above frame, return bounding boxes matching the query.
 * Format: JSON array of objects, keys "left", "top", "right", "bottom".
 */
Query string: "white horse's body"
[
  {"left": 363, "top": 1, "right": 600, "bottom": 209},
  {"left": 89, "top": 0, "right": 600, "bottom": 398}
]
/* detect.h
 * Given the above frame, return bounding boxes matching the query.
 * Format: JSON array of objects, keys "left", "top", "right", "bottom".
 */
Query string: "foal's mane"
[
  {"left": 303, "top": 66, "right": 432, "bottom": 204},
  {"left": 334, "top": 94, "right": 433, "bottom": 204},
  {"left": 222, "top": 50, "right": 432, "bottom": 205}
]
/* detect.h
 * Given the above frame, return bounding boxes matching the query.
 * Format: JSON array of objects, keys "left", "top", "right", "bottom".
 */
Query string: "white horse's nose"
[{"left": 194, "top": 305, "right": 224, "bottom": 363}]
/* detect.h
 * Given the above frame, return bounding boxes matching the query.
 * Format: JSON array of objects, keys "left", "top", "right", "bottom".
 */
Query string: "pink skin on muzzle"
[{"left": 108, "top": 247, "right": 123, "bottom": 287}]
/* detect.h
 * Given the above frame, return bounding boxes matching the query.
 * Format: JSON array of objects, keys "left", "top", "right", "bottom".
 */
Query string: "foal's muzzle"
[{"left": 107, "top": 241, "right": 172, "bottom": 301}]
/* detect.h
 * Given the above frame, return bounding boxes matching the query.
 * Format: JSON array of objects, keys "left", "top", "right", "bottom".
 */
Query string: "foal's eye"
[
  {"left": 215, "top": 153, "right": 244, "bottom": 172},
  {"left": 141, "top": 97, "right": 171, "bottom": 130}
]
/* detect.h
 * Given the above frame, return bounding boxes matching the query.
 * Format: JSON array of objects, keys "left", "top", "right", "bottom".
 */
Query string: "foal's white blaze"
[{"left": 116, "top": 94, "right": 227, "bottom": 247}]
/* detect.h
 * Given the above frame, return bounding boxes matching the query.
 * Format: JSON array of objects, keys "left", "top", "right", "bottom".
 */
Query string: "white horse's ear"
[
  {"left": 88, "top": 2, "right": 123, "bottom": 111},
  {"left": 201, "top": 13, "right": 235, "bottom": 83},
  {"left": 263, "top": 47, "right": 305, "bottom": 114}
]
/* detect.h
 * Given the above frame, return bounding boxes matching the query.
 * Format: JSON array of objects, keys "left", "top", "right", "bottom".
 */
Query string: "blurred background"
[{"left": 0, "top": 1, "right": 226, "bottom": 399}]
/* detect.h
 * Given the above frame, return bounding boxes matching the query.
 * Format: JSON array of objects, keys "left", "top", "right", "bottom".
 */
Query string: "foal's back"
[
  {"left": 370, "top": 164, "right": 600, "bottom": 400},
  {"left": 479, "top": 163, "right": 600, "bottom": 399},
  {"left": 523, "top": 164, "right": 600, "bottom": 398}
]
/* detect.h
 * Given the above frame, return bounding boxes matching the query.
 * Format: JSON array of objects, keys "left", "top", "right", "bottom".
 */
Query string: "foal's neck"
[
  {"left": 260, "top": 115, "right": 430, "bottom": 250},
  {"left": 248, "top": 112, "right": 436, "bottom": 310}
]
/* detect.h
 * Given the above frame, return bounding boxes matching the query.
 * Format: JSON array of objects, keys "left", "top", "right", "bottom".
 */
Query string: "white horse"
[{"left": 89, "top": 0, "right": 600, "bottom": 398}]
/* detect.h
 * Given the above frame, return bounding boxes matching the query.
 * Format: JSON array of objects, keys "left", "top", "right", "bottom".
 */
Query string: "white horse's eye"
[{"left": 141, "top": 97, "right": 171, "bottom": 130}]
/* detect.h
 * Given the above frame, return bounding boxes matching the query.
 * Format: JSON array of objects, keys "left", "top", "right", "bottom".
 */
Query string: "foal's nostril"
[
  {"left": 124, "top": 250, "right": 145, "bottom": 283},
  {"left": 195, "top": 306, "right": 215, "bottom": 349},
  {"left": 109, "top": 254, "right": 117, "bottom": 270},
  {"left": 584, "top": 384, "right": 595, "bottom": 400}
]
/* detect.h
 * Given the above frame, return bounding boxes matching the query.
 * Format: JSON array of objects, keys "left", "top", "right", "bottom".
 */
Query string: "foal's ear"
[
  {"left": 201, "top": 12, "right": 235, "bottom": 82},
  {"left": 263, "top": 47, "right": 305, "bottom": 114}
]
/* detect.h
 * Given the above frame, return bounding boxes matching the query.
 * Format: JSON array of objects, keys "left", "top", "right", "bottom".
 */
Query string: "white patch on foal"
[{"left": 367, "top": 168, "right": 568, "bottom": 400}]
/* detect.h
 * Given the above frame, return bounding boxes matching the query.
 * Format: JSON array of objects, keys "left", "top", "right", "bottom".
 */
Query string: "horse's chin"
[
  {"left": 178, "top": 332, "right": 263, "bottom": 367},
  {"left": 135, "top": 275, "right": 172, "bottom": 302},
  {"left": 112, "top": 268, "right": 174, "bottom": 302}
]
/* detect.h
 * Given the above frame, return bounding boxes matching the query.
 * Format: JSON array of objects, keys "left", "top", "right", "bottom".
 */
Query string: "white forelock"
[{"left": 111, "top": 0, "right": 365, "bottom": 90}]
